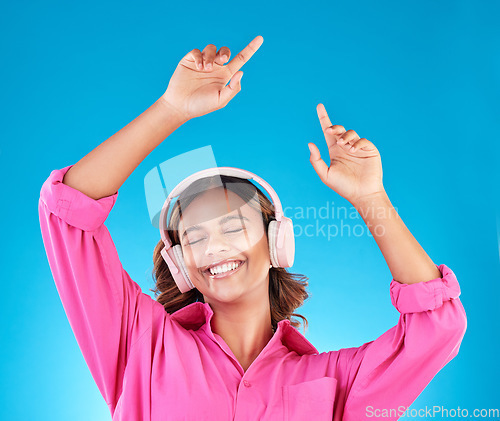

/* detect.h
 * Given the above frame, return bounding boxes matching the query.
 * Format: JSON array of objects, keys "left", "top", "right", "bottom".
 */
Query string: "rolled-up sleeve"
[
  {"left": 332, "top": 264, "right": 467, "bottom": 421},
  {"left": 38, "top": 165, "right": 162, "bottom": 410}
]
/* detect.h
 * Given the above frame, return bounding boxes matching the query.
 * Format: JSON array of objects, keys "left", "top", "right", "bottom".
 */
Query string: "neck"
[{"left": 208, "top": 298, "right": 274, "bottom": 370}]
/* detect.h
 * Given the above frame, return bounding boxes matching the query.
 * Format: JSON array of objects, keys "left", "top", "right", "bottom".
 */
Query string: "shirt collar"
[{"left": 170, "top": 301, "right": 319, "bottom": 356}]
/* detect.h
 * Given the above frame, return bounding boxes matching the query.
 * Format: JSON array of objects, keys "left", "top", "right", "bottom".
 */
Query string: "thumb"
[
  {"left": 308, "top": 142, "right": 329, "bottom": 183},
  {"left": 219, "top": 71, "right": 243, "bottom": 108}
]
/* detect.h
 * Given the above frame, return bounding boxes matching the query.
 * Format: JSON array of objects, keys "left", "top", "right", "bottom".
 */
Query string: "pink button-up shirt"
[{"left": 39, "top": 165, "right": 467, "bottom": 421}]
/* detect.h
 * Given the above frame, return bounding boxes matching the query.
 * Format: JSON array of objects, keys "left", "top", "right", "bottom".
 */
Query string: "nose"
[{"left": 204, "top": 232, "right": 231, "bottom": 256}]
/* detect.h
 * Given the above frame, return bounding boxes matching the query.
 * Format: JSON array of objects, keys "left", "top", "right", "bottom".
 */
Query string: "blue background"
[{"left": 1, "top": 0, "right": 499, "bottom": 419}]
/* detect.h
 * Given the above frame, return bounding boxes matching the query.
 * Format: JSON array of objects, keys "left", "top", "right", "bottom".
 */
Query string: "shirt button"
[{"left": 243, "top": 380, "right": 251, "bottom": 387}]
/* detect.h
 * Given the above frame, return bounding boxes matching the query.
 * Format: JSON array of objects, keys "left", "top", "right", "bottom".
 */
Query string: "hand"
[
  {"left": 160, "top": 36, "right": 264, "bottom": 122},
  {"left": 308, "top": 103, "right": 385, "bottom": 207}
]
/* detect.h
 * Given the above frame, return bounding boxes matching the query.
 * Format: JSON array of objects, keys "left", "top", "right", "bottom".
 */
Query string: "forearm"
[
  {"left": 353, "top": 191, "right": 442, "bottom": 284},
  {"left": 62, "top": 97, "right": 187, "bottom": 200}
]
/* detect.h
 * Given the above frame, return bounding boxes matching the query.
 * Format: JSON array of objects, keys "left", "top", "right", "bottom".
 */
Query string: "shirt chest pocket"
[{"left": 282, "top": 376, "right": 337, "bottom": 421}]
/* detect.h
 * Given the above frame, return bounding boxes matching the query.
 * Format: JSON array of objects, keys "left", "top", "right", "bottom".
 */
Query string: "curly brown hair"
[{"left": 150, "top": 174, "right": 310, "bottom": 333}]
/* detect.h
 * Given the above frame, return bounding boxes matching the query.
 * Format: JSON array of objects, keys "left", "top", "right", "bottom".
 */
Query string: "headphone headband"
[{"left": 159, "top": 167, "right": 285, "bottom": 248}]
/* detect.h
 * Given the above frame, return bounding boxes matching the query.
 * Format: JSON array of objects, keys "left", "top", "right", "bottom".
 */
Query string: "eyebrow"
[{"left": 181, "top": 214, "right": 250, "bottom": 239}]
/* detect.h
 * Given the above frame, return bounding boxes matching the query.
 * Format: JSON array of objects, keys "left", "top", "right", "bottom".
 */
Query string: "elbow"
[
  {"left": 450, "top": 297, "right": 467, "bottom": 340},
  {"left": 436, "top": 298, "right": 467, "bottom": 363},
  {"left": 443, "top": 320, "right": 466, "bottom": 364},
  {"left": 450, "top": 302, "right": 467, "bottom": 359}
]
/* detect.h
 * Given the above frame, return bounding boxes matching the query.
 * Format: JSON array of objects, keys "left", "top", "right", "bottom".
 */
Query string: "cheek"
[
  {"left": 181, "top": 246, "right": 198, "bottom": 269},
  {"left": 240, "top": 223, "right": 267, "bottom": 249},
  {"left": 247, "top": 233, "right": 270, "bottom": 264}
]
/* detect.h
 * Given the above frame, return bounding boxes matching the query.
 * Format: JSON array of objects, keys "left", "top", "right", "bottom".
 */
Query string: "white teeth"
[{"left": 209, "top": 261, "right": 241, "bottom": 275}]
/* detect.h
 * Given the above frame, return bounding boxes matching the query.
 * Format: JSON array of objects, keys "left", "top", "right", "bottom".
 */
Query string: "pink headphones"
[{"left": 158, "top": 167, "right": 295, "bottom": 293}]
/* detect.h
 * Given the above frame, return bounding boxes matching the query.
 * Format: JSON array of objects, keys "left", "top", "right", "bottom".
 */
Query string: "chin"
[{"left": 205, "top": 289, "right": 246, "bottom": 305}]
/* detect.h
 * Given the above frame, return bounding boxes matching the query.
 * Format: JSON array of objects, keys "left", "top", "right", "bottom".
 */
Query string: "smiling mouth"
[{"left": 204, "top": 260, "right": 245, "bottom": 279}]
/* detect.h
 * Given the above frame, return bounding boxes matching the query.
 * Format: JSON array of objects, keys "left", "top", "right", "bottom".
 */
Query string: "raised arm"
[
  {"left": 308, "top": 103, "right": 467, "bottom": 419},
  {"left": 39, "top": 36, "right": 264, "bottom": 414}
]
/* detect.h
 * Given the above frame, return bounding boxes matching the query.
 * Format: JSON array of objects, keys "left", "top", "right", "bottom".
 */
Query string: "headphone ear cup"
[
  {"left": 172, "top": 245, "right": 193, "bottom": 286},
  {"left": 274, "top": 217, "right": 295, "bottom": 268},
  {"left": 268, "top": 220, "right": 279, "bottom": 267},
  {"left": 161, "top": 244, "right": 195, "bottom": 293}
]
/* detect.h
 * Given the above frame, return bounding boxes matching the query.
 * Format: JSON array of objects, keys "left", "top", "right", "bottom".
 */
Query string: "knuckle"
[{"left": 236, "top": 52, "right": 246, "bottom": 62}]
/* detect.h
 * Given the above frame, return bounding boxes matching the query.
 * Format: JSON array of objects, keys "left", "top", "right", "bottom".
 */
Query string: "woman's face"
[{"left": 178, "top": 187, "right": 271, "bottom": 305}]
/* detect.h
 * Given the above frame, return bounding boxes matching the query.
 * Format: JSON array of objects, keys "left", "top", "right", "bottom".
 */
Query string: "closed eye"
[
  {"left": 185, "top": 227, "right": 245, "bottom": 246},
  {"left": 185, "top": 237, "right": 206, "bottom": 246},
  {"left": 225, "top": 228, "right": 243, "bottom": 233}
]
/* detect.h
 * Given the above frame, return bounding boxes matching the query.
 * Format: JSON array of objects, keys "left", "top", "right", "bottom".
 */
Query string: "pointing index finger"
[
  {"left": 317, "top": 103, "right": 344, "bottom": 150},
  {"left": 317, "top": 103, "right": 334, "bottom": 132},
  {"left": 226, "top": 35, "right": 264, "bottom": 75}
]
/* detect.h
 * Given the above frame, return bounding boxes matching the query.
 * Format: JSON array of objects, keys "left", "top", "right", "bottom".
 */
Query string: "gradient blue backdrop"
[{"left": 1, "top": 0, "right": 499, "bottom": 420}]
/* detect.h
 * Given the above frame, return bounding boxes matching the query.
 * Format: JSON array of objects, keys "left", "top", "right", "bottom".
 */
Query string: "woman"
[{"left": 39, "top": 35, "right": 467, "bottom": 421}]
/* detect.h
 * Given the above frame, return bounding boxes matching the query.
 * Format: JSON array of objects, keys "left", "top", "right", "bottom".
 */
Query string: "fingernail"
[
  {"left": 198, "top": 63, "right": 202, "bottom": 69},
  {"left": 222, "top": 55, "right": 228, "bottom": 62},
  {"left": 350, "top": 146, "right": 355, "bottom": 152},
  {"left": 207, "top": 63, "right": 212, "bottom": 70}
]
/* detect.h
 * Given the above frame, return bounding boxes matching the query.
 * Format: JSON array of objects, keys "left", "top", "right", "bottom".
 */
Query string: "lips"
[
  {"left": 202, "top": 259, "right": 245, "bottom": 273},
  {"left": 206, "top": 260, "right": 245, "bottom": 279}
]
